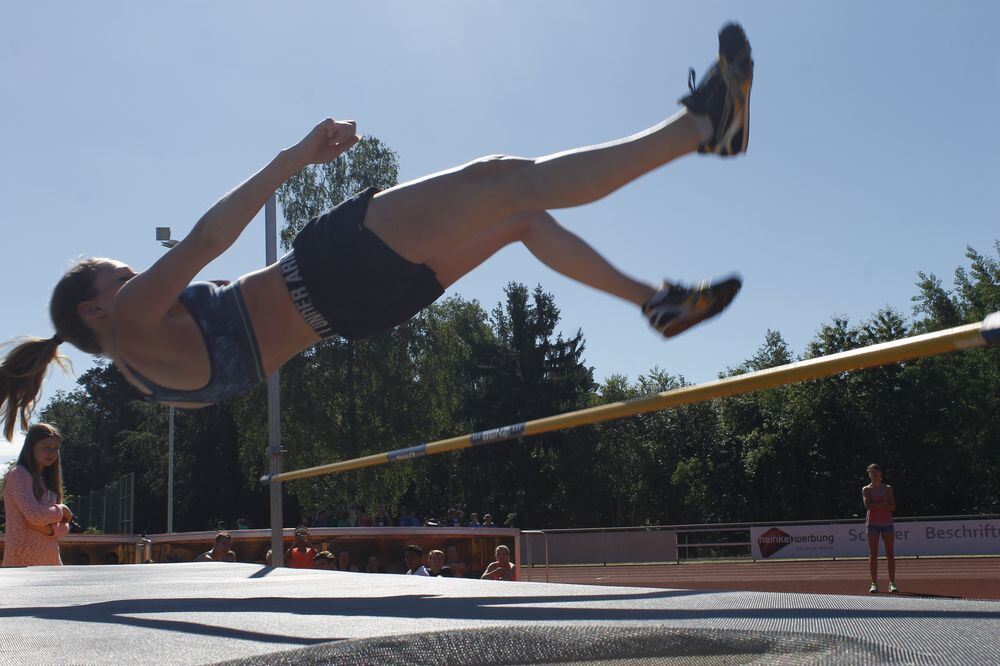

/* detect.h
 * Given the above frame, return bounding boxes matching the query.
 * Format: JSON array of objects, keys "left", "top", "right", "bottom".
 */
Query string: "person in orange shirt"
[
  {"left": 283, "top": 526, "right": 317, "bottom": 569},
  {"left": 863, "top": 463, "right": 898, "bottom": 594},
  {"left": 2, "top": 423, "right": 72, "bottom": 567}
]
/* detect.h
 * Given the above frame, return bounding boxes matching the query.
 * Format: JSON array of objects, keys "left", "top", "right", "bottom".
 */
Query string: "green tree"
[
  {"left": 458, "top": 283, "right": 595, "bottom": 528},
  {"left": 276, "top": 136, "right": 400, "bottom": 247},
  {"left": 907, "top": 241, "right": 1000, "bottom": 513},
  {"left": 42, "top": 361, "right": 267, "bottom": 533}
]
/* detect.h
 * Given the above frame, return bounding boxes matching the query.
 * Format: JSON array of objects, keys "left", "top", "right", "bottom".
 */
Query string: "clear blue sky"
[{"left": 2, "top": 1, "right": 997, "bottom": 464}]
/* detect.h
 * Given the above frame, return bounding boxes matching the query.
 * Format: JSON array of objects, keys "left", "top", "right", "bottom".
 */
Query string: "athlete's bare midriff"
[
  {"left": 113, "top": 262, "right": 319, "bottom": 405},
  {"left": 236, "top": 262, "right": 321, "bottom": 374}
]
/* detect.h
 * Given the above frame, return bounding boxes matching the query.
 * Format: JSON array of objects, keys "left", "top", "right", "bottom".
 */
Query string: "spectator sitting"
[
  {"left": 336, "top": 548, "right": 359, "bottom": 572},
  {"left": 467, "top": 512, "right": 481, "bottom": 528},
  {"left": 446, "top": 509, "right": 464, "bottom": 527},
  {"left": 284, "top": 526, "right": 317, "bottom": 569},
  {"left": 195, "top": 531, "right": 237, "bottom": 562},
  {"left": 313, "top": 550, "right": 335, "bottom": 570},
  {"left": 356, "top": 507, "right": 373, "bottom": 527},
  {"left": 445, "top": 544, "right": 468, "bottom": 578},
  {"left": 503, "top": 513, "right": 518, "bottom": 529},
  {"left": 395, "top": 509, "right": 412, "bottom": 527},
  {"left": 403, "top": 544, "right": 429, "bottom": 576},
  {"left": 236, "top": 517, "right": 250, "bottom": 530},
  {"left": 365, "top": 555, "right": 387, "bottom": 573},
  {"left": 481, "top": 545, "right": 516, "bottom": 581},
  {"left": 375, "top": 507, "right": 391, "bottom": 527},
  {"left": 312, "top": 510, "right": 331, "bottom": 528},
  {"left": 427, "top": 549, "right": 453, "bottom": 577},
  {"left": 482, "top": 513, "right": 496, "bottom": 528}
]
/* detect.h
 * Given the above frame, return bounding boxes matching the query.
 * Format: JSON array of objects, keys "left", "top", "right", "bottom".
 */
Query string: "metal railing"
[
  {"left": 69, "top": 473, "right": 135, "bottom": 534},
  {"left": 522, "top": 530, "right": 550, "bottom": 582},
  {"left": 521, "top": 514, "right": 1000, "bottom": 576},
  {"left": 676, "top": 527, "right": 751, "bottom": 561}
]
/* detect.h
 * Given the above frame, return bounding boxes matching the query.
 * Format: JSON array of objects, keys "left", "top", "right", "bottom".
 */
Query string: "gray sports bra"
[{"left": 123, "top": 282, "right": 265, "bottom": 404}]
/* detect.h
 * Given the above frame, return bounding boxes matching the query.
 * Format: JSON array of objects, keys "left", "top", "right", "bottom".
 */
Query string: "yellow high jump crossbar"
[{"left": 264, "top": 312, "right": 999, "bottom": 484}]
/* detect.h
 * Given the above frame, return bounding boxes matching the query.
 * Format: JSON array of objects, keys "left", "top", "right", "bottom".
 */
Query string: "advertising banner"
[{"left": 751, "top": 519, "right": 1000, "bottom": 559}]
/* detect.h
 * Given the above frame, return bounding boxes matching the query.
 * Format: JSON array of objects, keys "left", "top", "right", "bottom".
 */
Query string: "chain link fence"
[{"left": 69, "top": 473, "right": 134, "bottom": 534}]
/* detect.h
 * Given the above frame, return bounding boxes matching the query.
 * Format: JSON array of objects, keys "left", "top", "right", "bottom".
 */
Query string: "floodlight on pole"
[
  {"left": 265, "top": 195, "right": 285, "bottom": 566},
  {"left": 154, "top": 227, "right": 177, "bottom": 532},
  {"left": 156, "top": 227, "right": 179, "bottom": 248}
]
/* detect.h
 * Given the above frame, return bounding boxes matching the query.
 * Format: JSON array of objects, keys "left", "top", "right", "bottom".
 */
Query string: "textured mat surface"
[
  {"left": 217, "top": 626, "right": 907, "bottom": 665},
  {"left": 1, "top": 563, "right": 997, "bottom": 665}
]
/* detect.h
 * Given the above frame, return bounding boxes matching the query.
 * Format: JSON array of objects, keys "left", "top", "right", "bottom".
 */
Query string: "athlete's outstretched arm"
[{"left": 116, "top": 119, "right": 358, "bottom": 325}]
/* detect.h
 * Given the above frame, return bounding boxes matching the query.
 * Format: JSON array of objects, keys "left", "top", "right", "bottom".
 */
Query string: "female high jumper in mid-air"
[{"left": 1, "top": 23, "right": 753, "bottom": 440}]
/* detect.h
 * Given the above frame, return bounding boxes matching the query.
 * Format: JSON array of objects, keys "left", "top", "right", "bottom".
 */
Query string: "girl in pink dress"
[{"left": 2, "top": 423, "right": 72, "bottom": 566}]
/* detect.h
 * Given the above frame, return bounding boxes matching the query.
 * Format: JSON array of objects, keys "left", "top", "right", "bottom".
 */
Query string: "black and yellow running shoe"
[
  {"left": 642, "top": 275, "right": 742, "bottom": 338},
  {"left": 680, "top": 22, "right": 754, "bottom": 157}
]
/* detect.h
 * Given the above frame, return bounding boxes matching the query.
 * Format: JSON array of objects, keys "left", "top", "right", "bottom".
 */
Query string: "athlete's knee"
[
  {"left": 463, "top": 154, "right": 531, "bottom": 178},
  {"left": 461, "top": 154, "right": 534, "bottom": 208},
  {"left": 505, "top": 210, "right": 549, "bottom": 241}
]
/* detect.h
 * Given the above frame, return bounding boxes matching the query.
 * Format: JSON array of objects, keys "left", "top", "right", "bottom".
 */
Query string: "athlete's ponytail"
[
  {"left": 1, "top": 337, "right": 67, "bottom": 441},
  {"left": 1, "top": 258, "right": 105, "bottom": 441}
]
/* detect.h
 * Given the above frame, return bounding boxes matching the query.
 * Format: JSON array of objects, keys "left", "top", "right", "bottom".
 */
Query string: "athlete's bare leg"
[
  {"left": 883, "top": 532, "right": 896, "bottom": 584},
  {"left": 367, "top": 23, "right": 752, "bottom": 338},
  {"left": 364, "top": 110, "right": 702, "bottom": 264},
  {"left": 427, "top": 211, "right": 656, "bottom": 306},
  {"left": 867, "top": 530, "right": 881, "bottom": 585}
]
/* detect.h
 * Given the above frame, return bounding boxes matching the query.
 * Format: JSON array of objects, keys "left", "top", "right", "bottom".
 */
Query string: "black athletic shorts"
[{"left": 281, "top": 187, "right": 445, "bottom": 341}]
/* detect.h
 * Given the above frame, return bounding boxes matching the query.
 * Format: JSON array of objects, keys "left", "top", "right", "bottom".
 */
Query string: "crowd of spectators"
[
  {"left": 197, "top": 526, "right": 516, "bottom": 581},
  {"left": 304, "top": 505, "right": 517, "bottom": 530},
  {"left": 41, "top": 505, "right": 516, "bottom": 570}
]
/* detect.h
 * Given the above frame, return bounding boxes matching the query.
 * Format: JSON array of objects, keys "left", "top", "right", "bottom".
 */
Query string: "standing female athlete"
[
  {"left": 1, "top": 24, "right": 753, "bottom": 440},
  {"left": 863, "top": 463, "right": 898, "bottom": 593}
]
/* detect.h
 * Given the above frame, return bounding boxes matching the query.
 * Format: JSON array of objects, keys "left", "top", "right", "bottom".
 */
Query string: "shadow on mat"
[
  {"left": 0, "top": 600, "right": 340, "bottom": 647},
  {"left": 894, "top": 591, "right": 963, "bottom": 600},
  {"left": 1, "top": 587, "right": 997, "bottom": 643},
  {"left": 248, "top": 566, "right": 277, "bottom": 579}
]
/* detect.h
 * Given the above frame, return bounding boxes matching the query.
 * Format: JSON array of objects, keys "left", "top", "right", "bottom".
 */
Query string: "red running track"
[{"left": 519, "top": 557, "right": 1000, "bottom": 599}]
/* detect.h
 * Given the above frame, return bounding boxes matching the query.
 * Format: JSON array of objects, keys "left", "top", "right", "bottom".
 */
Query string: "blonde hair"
[{"left": 1, "top": 259, "right": 105, "bottom": 440}]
